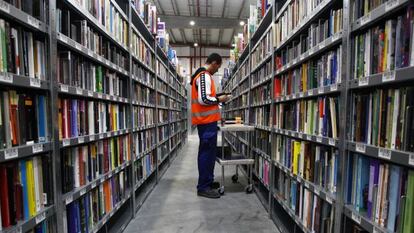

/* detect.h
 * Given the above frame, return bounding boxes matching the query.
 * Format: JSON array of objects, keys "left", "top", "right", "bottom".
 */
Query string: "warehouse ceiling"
[{"left": 153, "top": 0, "right": 257, "bottom": 48}]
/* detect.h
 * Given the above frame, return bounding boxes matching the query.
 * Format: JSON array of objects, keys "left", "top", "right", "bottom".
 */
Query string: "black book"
[{"left": 42, "top": 156, "right": 52, "bottom": 205}]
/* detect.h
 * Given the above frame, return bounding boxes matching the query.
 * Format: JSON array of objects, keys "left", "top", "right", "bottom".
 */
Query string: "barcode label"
[
  {"left": 314, "top": 189, "right": 320, "bottom": 195},
  {"left": 106, "top": 94, "right": 110, "bottom": 100},
  {"left": 326, "top": 196, "right": 333, "bottom": 204},
  {"left": 100, "top": 177, "right": 105, "bottom": 183},
  {"left": 299, "top": 92, "right": 304, "bottom": 97},
  {"left": 306, "top": 135, "right": 312, "bottom": 141},
  {"left": 308, "top": 90, "right": 313, "bottom": 96},
  {"left": 32, "top": 144, "right": 44, "bottom": 153},
  {"left": 316, "top": 136, "right": 323, "bottom": 143},
  {"left": 76, "top": 88, "right": 83, "bottom": 95},
  {"left": 330, "top": 84, "right": 338, "bottom": 91},
  {"left": 0, "top": 1, "right": 10, "bottom": 13},
  {"left": 358, "top": 77, "right": 368, "bottom": 86},
  {"left": 360, "top": 13, "right": 371, "bottom": 26},
  {"left": 318, "top": 87, "right": 324, "bottom": 94},
  {"left": 382, "top": 70, "right": 396, "bottom": 82},
  {"left": 4, "top": 148, "right": 18, "bottom": 160},
  {"left": 88, "top": 90, "right": 93, "bottom": 97},
  {"left": 91, "top": 183, "right": 97, "bottom": 189},
  {"left": 304, "top": 182, "right": 309, "bottom": 188},
  {"left": 60, "top": 84, "right": 69, "bottom": 92},
  {"left": 97, "top": 93, "right": 102, "bottom": 98},
  {"left": 0, "top": 72, "right": 13, "bottom": 83},
  {"left": 355, "top": 143, "right": 366, "bottom": 153},
  {"left": 385, "top": 0, "right": 398, "bottom": 11},
  {"left": 378, "top": 148, "right": 391, "bottom": 160},
  {"left": 328, "top": 138, "right": 335, "bottom": 146},
  {"left": 409, "top": 154, "right": 414, "bottom": 166},
  {"left": 30, "top": 78, "right": 41, "bottom": 87},
  {"left": 27, "top": 15, "right": 40, "bottom": 29},
  {"left": 78, "top": 137, "right": 85, "bottom": 144},
  {"left": 99, "top": 134, "right": 104, "bottom": 139},
  {"left": 66, "top": 196, "right": 73, "bottom": 204},
  {"left": 351, "top": 212, "right": 361, "bottom": 224},
  {"left": 80, "top": 189, "right": 86, "bottom": 196},
  {"left": 89, "top": 135, "right": 95, "bottom": 141},
  {"left": 35, "top": 212, "right": 46, "bottom": 224},
  {"left": 63, "top": 139, "right": 70, "bottom": 146}
]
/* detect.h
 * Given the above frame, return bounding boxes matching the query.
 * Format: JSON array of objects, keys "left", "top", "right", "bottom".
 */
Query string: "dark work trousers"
[{"left": 196, "top": 121, "right": 218, "bottom": 191}]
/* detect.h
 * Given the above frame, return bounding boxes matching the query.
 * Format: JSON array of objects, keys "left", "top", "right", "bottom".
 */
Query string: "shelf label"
[
  {"left": 100, "top": 177, "right": 105, "bottom": 183},
  {"left": 75, "top": 43, "right": 82, "bottom": 51},
  {"left": 378, "top": 148, "right": 391, "bottom": 160},
  {"left": 360, "top": 13, "right": 371, "bottom": 26},
  {"left": 316, "top": 136, "right": 323, "bottom": 143},
  {"left": 355, "top": 143, "right": 366, "bottom": 153},
  {"left": 27, "top": 15, "right": 40, "bottom": 29},
  {"left": 88, "top": 90, "right": 93, "bottom": 97},
  {"left": 88, "top": 50, "right": 94, "bottom": 57},
  {"left": 76, "top": 87, "right": 83, "bottom": 95},
  {"left": 4, "top": 148, "right": 18, "bottom": 160},
  {"left": 314, "top": 189, "right": 320, "bottom": 195},
  {"left": 97, "top": 93, "right": 102, "bottom": 99},
  {"left": 89, "top": 135, "right": 95, "bottom": 141},
  {"left": 105, "top": 94, "right": 110, "bottom": 100},
  {"left": 326, "top": 196, "right": 333, "bottom": 204},
  {"left": 298, "top": 133, "right": 303, "bottom": 138},
  {"left": 358, "top": 77, "right": 369, "bottom": 86},
  {"left": 304, "top": 182, "right": 309, "bottom": 189},
  {"left": 32, "top": 144, "right": 44, "bottom": 153},
  {"left": 65, "top": 196, "right": 73, "bottom": 204},
  {"left": 99, "top": 134, "right": 104, "bottom": 139},
  {"left": 0, "top": 1, "right": 10, "bottom": 13},
  {"left": 62, "top": 139, "right": 70, "bottom": 147},
  {"left": 299, "top": 92, "right": 304, "bottom": 98},
  {"left": 328, "top": 138, "right": 335, "bottom": 146},
  {"left": 385, "top": 0, "right": 399, "bottom": 11},
  {"left": 30, "top": 78, "right": 41, "bottom": 88},
  {"left": 306, "top": 135, "right": 312, "bottom": 141},
  {"left": 59, "top": 34, "right": 68, "bottom": 44},
  {"left": 318, "top": 87, "right": 324, "bottom": 94},
  {"left": 382, "top": 70, "right": 396, "bottom": 82},
  {"left": 409, "top": 154, "right": 414, "bottom": 166},
  {"left": 91, "top": 182, "right": 97, "bottom": 189},
  {"left": 300, "top": 54, "right": 305, "bottom": 60},
  {"left": 351, "top": 212, "right": 361, "bottom": 224},
  {"left": 60, "top": 84, "right": 69, "bottom": 92},
  {"left": 308, "top": 89, "right": 313, "bottom": 96},
  {"left": 78, "top": 136, "right": 85, "bottom": 144},
  {"left": 330, "top": 84, "right": 338, "bottom": 91},
  {"left": 80, "top": 189, "right": 86, "bottom": 196},
  {"left": 0, "top": 72, "right": 13, "bottom": 83},
  {"left": 35, "top": 212, "right": 46, "bottom": 224}
]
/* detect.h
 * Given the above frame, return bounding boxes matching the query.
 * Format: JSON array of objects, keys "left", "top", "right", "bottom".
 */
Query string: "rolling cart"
[{"left": 217, "top": 123, "right": 255, "bottom": 195}]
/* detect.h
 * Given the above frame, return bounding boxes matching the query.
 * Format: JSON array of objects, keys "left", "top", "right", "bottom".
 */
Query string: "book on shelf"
[
  {"left": 132, "top": 62, "right": 154, "bottom": 85},
  {"left": 352, "top": 7, "right": 414, "bottom": 79},
  {"left": 59, "top": 0, "right": 129, "bottom": 48},
  {"left": 135, "top": 151, "right": 156, "bottom": 182},
  {"left": 274, "top": 168, "right": 335, "bottom": 232},
  {"left": 58, "top": 97, "right": 127, "bottom": 140},
  {"left": 61, "top": 135, "right": 130, "bottom": 194},
  {"left": 158, "top": 125, "right": 169, "bottom": 142},
  {"left": 135, "top": 83, "right": 155, "bottom": 105},
  {"left": 251, "top": 79, "right": 271, "bottom": 105},
  {"left": 133, "top": 129, "right": 156, "bottom": 155},
  {"left": 251, "top": 29, "right": 272, "bottom": 68},
  {"left": 0, "top": 91, "right": 48, "bottom": 149},
  {"left": 346, "top": 152, "right": 414, "bottom": 232},
  {"left": 3, "top": 0, "right": 47, "bottom": 22},
  {"left": 274, "top": 96, "right": 339, "bottom": 139},
  {"left": 350, "top": 86, "right": 414, "bottom": 151},
  {"left": 256, "top": 155, "right": 270, "bottom": 186},
  {"left": 251, "top": 59, "right": 272, "bottom": 86},
  {"left": 158, "top": 109, "right": 168, "bottom": 124},
  {"left": 272, "top": 134, "right": 338, "bottom": 194},
  {"left": 0, "top": 154, "right": 52, "bottom": 228},
  {"left": 0, "top": 18, "right": 47, "bottom": 79},
  {"left": 57, "top": 51, "right": 128, "bottom": 96},
  {"left": 65, "top": 170, "right": 128, "bottom": 233},
  {"left": 275, "top": 46, "right": 342, "bottom": 97},
  {"left": 131, "top": 29, "right": 154, "bottom": 68},
  {"left": 133, "top": 106, "right": 155, "bottom": 128}
]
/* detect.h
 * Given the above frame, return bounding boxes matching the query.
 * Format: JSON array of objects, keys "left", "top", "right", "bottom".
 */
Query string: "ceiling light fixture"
[
  {"left": 190, "top": 20, "right": 195, "bottom": 26},
  {"left": 194, "top": 43, "right": 198, "bottom": 47},
  {"left": 239, "top": 21, "right": 245, "bottom": 26}
]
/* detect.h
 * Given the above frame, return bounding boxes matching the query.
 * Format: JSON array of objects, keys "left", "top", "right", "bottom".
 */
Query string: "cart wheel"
[
  {"left": 231, "top": 174, "right": 238, "bottom": 183},
  {"left": 245, "top": 184, "right": 253, "bottom": 194},
  {"left": 218, "top": 187, "right": 225, "bottom": 195}
]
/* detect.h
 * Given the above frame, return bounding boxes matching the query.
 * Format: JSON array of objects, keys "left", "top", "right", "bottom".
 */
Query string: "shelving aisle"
[{"left": 124, "top": 133, "right": 279, "bottom": 233}]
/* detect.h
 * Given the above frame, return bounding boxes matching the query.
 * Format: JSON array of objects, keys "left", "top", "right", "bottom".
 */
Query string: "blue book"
[
  {"left": 71, "top": 100, "right": 78, "bottom": 138},
  {"left": 291, "top": 181, "right": 297, "bottom": 212},
  {"left": 357, "top": 156, "right": 370, "bottom": 212},
  {"left": 19, "top": 160, "right": 29, "bottom": 220},
  {"left": 67, "top": 203, "right": 76, "bottom": 233},
  {"left": 387, "top": 165, "right": 402, "bottom": 231},
  {"left": 84, "top": 196, "right": 90, "bottom": 233},
  {"left": 37, "top": 95, "right": 46, "bottom": 142},
  {"left": 75, "top": 201, "right": 81, "bottom": 233},
  {"left": 345, "top": 153, "right": 354, "bottom": 203}
]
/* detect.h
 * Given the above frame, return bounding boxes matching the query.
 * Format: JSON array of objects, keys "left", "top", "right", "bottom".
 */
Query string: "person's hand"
[{"left": 218, "top": 94, "right": 232, "bottom": 103}]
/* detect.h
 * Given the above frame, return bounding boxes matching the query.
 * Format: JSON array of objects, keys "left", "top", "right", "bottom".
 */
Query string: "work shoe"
[
  {"left": 197, "top": 189, "right": 220, "bottom": 199},
  {"left": 210, "top": 181, "right": 220, "bottom": 189}
]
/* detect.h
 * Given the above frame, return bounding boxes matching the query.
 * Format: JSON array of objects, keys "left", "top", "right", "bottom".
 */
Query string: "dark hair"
[{"left": 206, "top": 53, "right": 222, "bottom": 65}]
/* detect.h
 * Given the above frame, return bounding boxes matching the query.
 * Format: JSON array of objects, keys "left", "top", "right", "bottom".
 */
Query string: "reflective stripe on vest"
[{"left": 191, "top": 109, "right": 220, "bottom": 117}]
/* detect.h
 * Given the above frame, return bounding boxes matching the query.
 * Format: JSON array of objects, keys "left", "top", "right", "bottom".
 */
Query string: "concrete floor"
[{"left": 123, "top": 133, "right": 280, "bottom": 233}]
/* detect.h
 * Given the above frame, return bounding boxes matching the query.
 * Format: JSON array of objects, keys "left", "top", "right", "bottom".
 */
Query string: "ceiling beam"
[
  {"left": 171, "top": 42, "right": 231, "bottom": 49},
  {"left": 169, "top": 29, "right": 176, "bottom": 43},
  {"left": 180, "top": 29, "right": 187, "bottom": 43},
  {"left": 159, "top": 15, "right": 241, "bottom": 29}
]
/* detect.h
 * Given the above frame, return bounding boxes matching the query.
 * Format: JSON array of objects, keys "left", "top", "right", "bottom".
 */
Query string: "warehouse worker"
[{"left": 191, "top": 53, "right": 231, "bottom": 199}]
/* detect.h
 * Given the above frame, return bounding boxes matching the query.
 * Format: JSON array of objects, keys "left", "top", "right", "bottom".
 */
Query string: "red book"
[
  {"left": 0, "top": 165, "right": 11, "bottom": 228},
  {"left": 12, "top": 165, "right": 23, "bottom": 221},
  {"left": 274, "top": 78, "right": 281, "bottom": 97}
]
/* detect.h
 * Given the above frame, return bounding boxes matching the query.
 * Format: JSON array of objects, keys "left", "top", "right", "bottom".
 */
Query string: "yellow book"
[
  {"left": 382, "top": 22, "right": 389, "bottom": 71},
  {"left": 292, "top": 141, "right": 301, "bottom": 175},
  {"left": 302, "top": 63, "right": 307, "bottom": 91},
  {"left": 26, "top": 159, "right": 36, "bottom": 217}
]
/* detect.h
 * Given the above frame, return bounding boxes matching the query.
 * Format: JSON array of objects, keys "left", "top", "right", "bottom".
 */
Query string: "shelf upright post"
[
  {"left": 268, "top": 0, "right": 276, "bottom": 219},
  {"left": 336, "top": 0, "right": 352, "bottom": 232},
  {"left": 48, "top": 0, "right": 65, "bottom": 232},
  {"left": 154, "top": 42, "right": 160, "bottom": 186},
  {"left": 128, "top": 0, "right": 138, "bottom": 219}
]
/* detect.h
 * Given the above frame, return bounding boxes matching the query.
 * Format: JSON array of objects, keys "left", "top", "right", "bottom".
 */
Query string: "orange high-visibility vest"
[{"left": 191, "top": 71, "right": 221, "bottom": 125}]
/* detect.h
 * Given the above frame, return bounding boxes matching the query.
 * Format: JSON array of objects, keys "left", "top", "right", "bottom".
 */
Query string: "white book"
[
  {"left": 3, "top": 92, "right": 12, "bottom": 148},
  {"left": 391, "top": 89, "right": 400, "bottom": 149},
  {"left": 380, "top": 164, "right": 389, "bottom": 227},
  {"left": 73, "top": 149, "right": 80, "bottom": 188},
  {"left": 83, "top": 146, "right": 88, "bottom": 183},
  {"left": 311, "top": 194, "right": 317, "bottom": 231},
  {"left": 299, "top": 141, "right": 305, "bottom": 177},
  {"left": 329, "top": 98, "right": 337, "bottom": 139},
  {"left": 27, "top": 32, "right": 35, "bottom": 78},
  {"left": 375, "top": 164, "right": 384, "bottom": 224},
  {"left": 88, "top": 101, "right": 94, "bottom": 135}
]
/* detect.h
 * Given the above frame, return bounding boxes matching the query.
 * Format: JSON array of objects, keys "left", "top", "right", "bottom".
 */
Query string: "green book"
[{"left": 403, "top": 170, "right": 414, "bottom": 233}]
